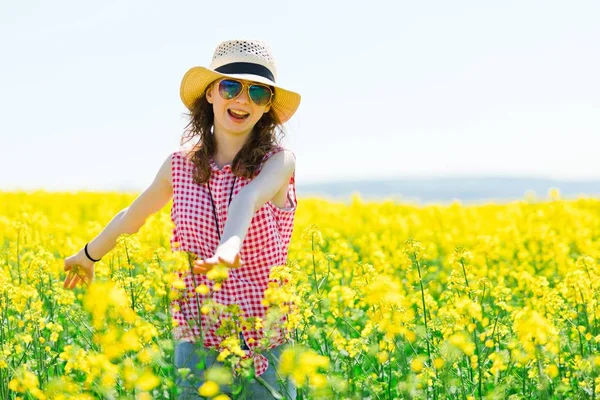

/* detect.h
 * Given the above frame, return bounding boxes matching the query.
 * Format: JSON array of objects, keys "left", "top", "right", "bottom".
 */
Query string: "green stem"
[{"left": 414, "top": 254, "right": 433, "bottom": 370}]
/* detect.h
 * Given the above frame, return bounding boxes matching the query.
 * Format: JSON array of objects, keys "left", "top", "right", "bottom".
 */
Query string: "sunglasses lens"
[
  {"left": 218, "top": 79, "right": 242, "bottom": 100},
  {"left": 249, "top": 85, "right": 272, "bottom": 106}
]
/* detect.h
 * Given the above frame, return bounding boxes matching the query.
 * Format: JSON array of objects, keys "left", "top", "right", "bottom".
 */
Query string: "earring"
[{"left": 210, "top": 125, "right": 214, "bottom": 135}]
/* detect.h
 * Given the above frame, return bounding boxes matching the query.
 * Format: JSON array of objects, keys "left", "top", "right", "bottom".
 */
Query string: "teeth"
[{"left": 230, "top": 109, "right": 249, "bottom": 116}]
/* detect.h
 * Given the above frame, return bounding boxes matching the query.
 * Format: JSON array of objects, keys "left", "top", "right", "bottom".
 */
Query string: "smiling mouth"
[{"left": 228, "top": 109, "right": 250, "bottom": 120}]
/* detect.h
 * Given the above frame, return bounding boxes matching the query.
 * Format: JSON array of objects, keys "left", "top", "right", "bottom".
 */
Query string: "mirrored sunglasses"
[{"left": 217, "top": 78, "right": 274, "bottom": 107}]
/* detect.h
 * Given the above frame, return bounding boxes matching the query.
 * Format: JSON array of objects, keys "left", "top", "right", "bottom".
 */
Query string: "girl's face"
[{"left": 206, "top": 78, "right": 272, "bottom": 138}]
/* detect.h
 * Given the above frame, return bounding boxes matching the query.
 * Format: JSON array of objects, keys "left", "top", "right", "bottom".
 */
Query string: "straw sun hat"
[{"left": 180, "top": 40, "right": 301, "bottom": 124}]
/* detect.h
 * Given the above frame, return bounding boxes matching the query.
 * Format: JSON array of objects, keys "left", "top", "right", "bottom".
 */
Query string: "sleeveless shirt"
[{"left": 169, "top": 145, "right": 297, "bottom": 376}]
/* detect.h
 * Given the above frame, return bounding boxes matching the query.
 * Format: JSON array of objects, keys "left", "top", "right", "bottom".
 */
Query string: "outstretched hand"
[
  {"left": 63, "top": 249, "right": 95, "bottom": 289},
  {"left": 193, "top": 246, "right": 242, "bottom": 275}
]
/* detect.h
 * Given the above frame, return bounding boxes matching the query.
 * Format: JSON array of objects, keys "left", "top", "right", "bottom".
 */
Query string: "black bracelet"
[{"left": 85, "top": 243, "right": 101, "bottom": 262}]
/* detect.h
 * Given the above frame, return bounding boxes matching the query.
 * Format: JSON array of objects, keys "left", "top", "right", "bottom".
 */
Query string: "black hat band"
[{"left": 214, "top": 62, "right": 275, "bottom": 83}]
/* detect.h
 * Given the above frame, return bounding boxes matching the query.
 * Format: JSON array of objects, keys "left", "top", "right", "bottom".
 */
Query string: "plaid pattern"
[{"left": 169, "top": 145, "right": 297, "bottom": 376}]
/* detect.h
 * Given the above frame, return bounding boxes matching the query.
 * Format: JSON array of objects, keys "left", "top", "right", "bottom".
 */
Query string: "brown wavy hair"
[{"left": 179, "top": 82, "right": 286, "bottom": 185}]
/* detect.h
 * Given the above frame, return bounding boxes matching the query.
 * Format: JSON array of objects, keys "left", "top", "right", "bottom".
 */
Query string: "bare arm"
[
  {"left": 216, "top": 149, "right": 296, "bottom": 255},
  {"left": 85, "top": 153, "right": 174, "bottom": 260}
]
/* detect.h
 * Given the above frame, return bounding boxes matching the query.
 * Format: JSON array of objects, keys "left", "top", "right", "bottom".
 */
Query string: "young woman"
[{"left": 63, "top": 39, "right": 301, "bottom": 399}]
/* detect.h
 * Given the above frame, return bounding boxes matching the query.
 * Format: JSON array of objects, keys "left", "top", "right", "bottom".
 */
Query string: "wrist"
[{"left": 84, "top": 242, "right": 102, "bottom": 262}]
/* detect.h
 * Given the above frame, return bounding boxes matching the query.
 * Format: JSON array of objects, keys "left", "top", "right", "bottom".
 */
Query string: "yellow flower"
[
  {"left": 8, "top": 379, "right": 19, "bottom": 392},
  {"left": 198, "top": 380, "right": 220, "bottom": 397},
  {"left": 135, "top": 370, "right": 160, "bottom": 391},
  {"left": 172, "top": 279, "right": 186, "bottom": 289},
  {"left": 7, "top": 185, "right": 600, "bottom": 398},
  {"left": 217, "top": 349, "right": 231, "bottom": 362},
  {"left": 205, "top": 366, "right": 233, "bottom": 385},
  {"left": 278, "top": 346, "right": 329, "bottom": 388},
  {"left": 489, "top": 351, "right": 509, "bottom": 375},
  {"left": 545, "top": 364, "right": 559, "bottom": 378},
  {"left": 548, "top": 187, "right": 561, "bottom": 200},
  {"left": 448, "top": 332, "right": 475, "bottom": 356},
  {"left": 364, "top": 276, "right": 403, "bottom": 307},
  {"left": 513, "top": 308, "right": 558, "bottom": 355},
  {"left": 195, "top": 284, "right": 210, "bottom": 295},
  {"left": 206, "top": 265, "right": 229, "bottom": 282},
  {"left": 377, "top": 351, "right": 389, "bottom": 364},
  {"left": 404, "top": 331, "right": 417, "bottom": 343},
  {"left": 410, "top": 357, "right": 424, "bottom": 373}
]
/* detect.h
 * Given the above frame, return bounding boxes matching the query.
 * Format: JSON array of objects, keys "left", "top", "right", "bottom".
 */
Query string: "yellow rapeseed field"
[{"left": 1, "top": 189, "right": 600, "bottom": 399}]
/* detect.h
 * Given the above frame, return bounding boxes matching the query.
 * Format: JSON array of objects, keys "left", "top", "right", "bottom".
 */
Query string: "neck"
[{"left": 212, "top": 127, "right": 252, "bottom": 167}]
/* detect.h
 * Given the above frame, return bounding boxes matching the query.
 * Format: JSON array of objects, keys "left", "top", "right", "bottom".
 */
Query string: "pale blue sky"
[{"left": 1, "top": 0, "right": 598, "bottom": 191}]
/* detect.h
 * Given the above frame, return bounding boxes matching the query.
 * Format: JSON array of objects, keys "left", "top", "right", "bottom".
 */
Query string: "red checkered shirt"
[{"left": 169, "top": 145, "right": 297, "bottom": 376}]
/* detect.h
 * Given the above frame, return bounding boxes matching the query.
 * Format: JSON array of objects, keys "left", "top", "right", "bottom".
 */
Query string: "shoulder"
[
  {"left": 166, "top": 147, "right": 195, "bottom": 184},
  {"left": 171, "top": 147, "right": 196, "bottom": 169},
  {"left": 256, "top": 147, "right": 296, "bottom": 186},
  {"left": 151, "top": 151, "right": 175, "bottom": 188},
  {"left": 261, "top": 146, "right": 296, "bottom": 164},
  {"left": 258, "top": 146, "right": 296, "bottom": 174},
  {"left": 173, "top": 145, "right": 196, "bottom": 160}
]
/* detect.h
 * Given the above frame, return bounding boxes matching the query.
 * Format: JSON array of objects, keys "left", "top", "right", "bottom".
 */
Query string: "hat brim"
[{"left": 180, "top": 66, "right": 301, "bottom": 124}]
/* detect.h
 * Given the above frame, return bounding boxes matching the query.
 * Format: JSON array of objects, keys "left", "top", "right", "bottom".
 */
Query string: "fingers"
[
  {"left": 218, "top": 256, "right": 241, "bottom": 268},
  {"left": 63, "top": 264, "right": 87, "bottom": 289},
  {"left": 64, "top": 259, "right": 72, "bottom": 272},
  {"left": 79, "top": 273, "right": 89, "bottom": 287},
  {"left": 69, "top": 275, "right": 80, "bottom": 290},
  {"left": 63, "top": 272, "right": 77, "bottom": 289},
  {"left": 192, "top": 255, "right": 242, "bottom": 274},
  {"left": 193, "top": 266, "right": 207, "bottom": 275},
  {"left": 193, "top": 262, "right": 214, "bottom": 275},
  {"left": 63, "top": 273, "right": 71, "bottom": 289},
  {"left": 227, "top": 254, "right": 242, "bottom": 267},
  {"left": 193, "top": 258, "right": 222, "bottom": 275}
]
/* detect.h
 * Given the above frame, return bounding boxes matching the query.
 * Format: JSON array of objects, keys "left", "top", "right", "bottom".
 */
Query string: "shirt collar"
[{"left": 209, "top": 157, "right": 232, "bottom": 173}]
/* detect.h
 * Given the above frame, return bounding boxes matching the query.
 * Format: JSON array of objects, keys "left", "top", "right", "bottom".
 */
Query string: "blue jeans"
[{"left": 174, "top": 337, "right": 297, "bottom": 399}]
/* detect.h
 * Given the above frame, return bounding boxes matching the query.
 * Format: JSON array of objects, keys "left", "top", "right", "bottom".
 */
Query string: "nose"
[{"left": 235, "top": 86, "right": 251, "bottom": 104}]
